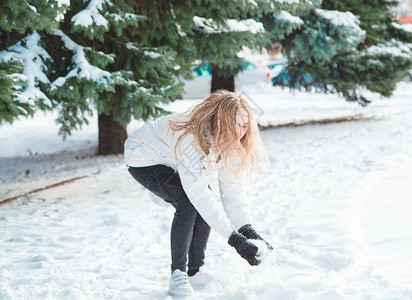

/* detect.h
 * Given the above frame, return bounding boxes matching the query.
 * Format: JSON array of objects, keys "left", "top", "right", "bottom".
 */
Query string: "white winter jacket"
[{"left": 124, "top": 113, "right": 252, "bottom": 238}]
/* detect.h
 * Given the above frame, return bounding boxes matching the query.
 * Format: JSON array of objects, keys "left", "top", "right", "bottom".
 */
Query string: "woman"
[{"left": 124, "top": 89, "right": 272, "bottom": 296}]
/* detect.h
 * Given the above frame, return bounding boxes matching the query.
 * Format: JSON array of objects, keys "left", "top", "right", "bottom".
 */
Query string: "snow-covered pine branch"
[
  {"left": 71, "top": 0, "right": 144, "bottom": 39},
  {"left": 51, "top": 29, "right": 113, "bottom": 90},
  {"left": 270, "top": 10, "right": 304, "bottom": 39},
  {"left": 193, "top": 17, "right": 264, "bottom": 35},
  {"left": 392, "top": 22, "right": 412, "bottom": 34},
  {"left": 361, "top": 40, "right": 412, "bottom": 59},
  {"left": 71, "top": 0, "right": 109, "bottom": 29},
  {"left": 314, "top": 9, "right": 366, "bottom": 46},
  {"left": 0, "top": 32, "right": 52, "bottom": 107}
]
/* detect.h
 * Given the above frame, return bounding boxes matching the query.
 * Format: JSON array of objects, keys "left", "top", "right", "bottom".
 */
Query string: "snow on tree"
[
  {"left": 3, "top": 0, "right": 409, "bottom": 155},
  {"left": 189, "top": 0, "right": 269, "bottom": 92},
  {"left": 0, "top": 0, "right": 68, "bottom": 124},
  {"left": 43, "top": 0, "right": 193, "bottom": 154},
  {"left": 268, "top": 0, "right": 412, "bottom": 105},
  {"left": 261, "top": 0, "right": 304, "bottom": 42}
]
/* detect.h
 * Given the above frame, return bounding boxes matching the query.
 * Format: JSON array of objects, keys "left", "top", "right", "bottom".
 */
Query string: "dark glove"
[
  {"left": 238, "top": 224, "right": 273, "bottom": 250},
  {"left": 228, "top": 231, "right": 261, "bottom": 266}
]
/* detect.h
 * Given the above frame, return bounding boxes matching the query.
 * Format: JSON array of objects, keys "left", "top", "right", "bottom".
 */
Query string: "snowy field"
[{"left": 1, "top": 82, "right": 412, "bottom": 299}]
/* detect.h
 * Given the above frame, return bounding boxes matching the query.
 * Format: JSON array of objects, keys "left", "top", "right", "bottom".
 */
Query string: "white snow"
[
  {"left": 362, "top": 41, "right": 411, "bottom": 58},
  {"left": 125, "top": 43, "right": 139, "bottom": 51},
  {"left": 71, "top": 0, "right": 109, "bottom": 28},
  {"left": 392, "top": 22, "right": 412, "bottom": 33},
  {"left": 105, "top": 12, "right": 142, "bottom": 22},
  {"left": 0, "top": 32, "right": 52, "bottom": 107},
  {"left": 315, "top": 9, "right": 360, "bottom": 28},
  {"left": 314, "top": 9, "right": 366, "bottom": 44},
  {"left": 226, "top": 19, "right": 264, "bottom": 34},
  {"left": 193, "top": 16, "right": 264, "bottom": 34},
  {"left": 56, "top": 0, "right": 70, "bottom": 7},
  {"left": 27, "top": 3, "right": 37, "bottom": 13},
  {"left": 51, "top": 29, "right": 112, "bottom": 89},
  {"left": 403, "top": 23, "right": 412, "bottom": 33},
  {"left": 247, "top": 0, "right": 258, "bottom": 6},
  {"left": 276, "top": 10, "right": 304, "bottom": 25},
  {"left": 1, "top": 82, "right": 412, "bottom": 299},
  {"left": 8, "top": 73, "right": 27, "bottom": 83},
  {"left": 144, "top": 51, "right": 161, "bottom": 59}
]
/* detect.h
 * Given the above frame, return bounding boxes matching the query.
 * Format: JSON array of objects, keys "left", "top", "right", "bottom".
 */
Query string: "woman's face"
[{"left": 236, "top": 108, "right": 249, "bottom": 140}]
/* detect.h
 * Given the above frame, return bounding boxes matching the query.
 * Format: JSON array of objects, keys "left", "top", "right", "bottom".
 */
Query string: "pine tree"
[
  {"left": 320, "top": 0, "right": 412, "bottom": 103},
  {"left": 42, "top": 0, "right": 193, "bottom": 154},
  {"left": 0, "top": 0, "right": 67, "bottom": 124},
  {"left": 0, "top": 59, "right": 27, "bottom": 123},
  {"left": 267, "top": 0, "right": 412, "bottom": 105},
  {"left": 189, "top": 1, "right": 269, "bottom": 92}
]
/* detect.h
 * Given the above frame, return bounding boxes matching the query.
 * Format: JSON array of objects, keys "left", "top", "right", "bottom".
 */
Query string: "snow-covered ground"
[{"left": 1, "top": 82, "right": 412, "bottom": 299}]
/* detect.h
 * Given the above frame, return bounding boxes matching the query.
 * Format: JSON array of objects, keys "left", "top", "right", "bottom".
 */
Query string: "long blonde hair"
[{"left": 168, "top": 89, "right": 266, "bottom": 177}]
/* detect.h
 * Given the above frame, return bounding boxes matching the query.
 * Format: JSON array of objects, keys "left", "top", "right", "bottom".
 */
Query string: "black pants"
[{"left": 128, "top": 164, "right": 211, "bottom": 273}]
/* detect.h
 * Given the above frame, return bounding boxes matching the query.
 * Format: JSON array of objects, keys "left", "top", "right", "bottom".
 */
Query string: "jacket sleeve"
[
  {"left": 218, "top": 156, "right": 252, "bottom": 230},
  {"left": 175, "top": 134, "right": 234, "bottom": 238}
]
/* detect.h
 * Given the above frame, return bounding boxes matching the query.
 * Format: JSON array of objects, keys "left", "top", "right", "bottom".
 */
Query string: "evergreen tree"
[
  {"left": 0, "top": 0, "right": 67, "bottom": 124},
  {"left": 268, "top": 0, "right": 412, "bottom": 104},
  {"left": 43, "top": 0, "right": 193, "bottom": 154},
  {"left": 320, "top": 0, "right": 412, "bottom": 103},
  {"left": 189, "top": 1, "right": 269, "bottom": 92},
  {"left": 0, "top": 60, "right": 27, "bottom": 123}
]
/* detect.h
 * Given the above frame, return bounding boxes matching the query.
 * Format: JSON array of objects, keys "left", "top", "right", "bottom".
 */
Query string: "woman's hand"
[
  {"left": 238, "top": 224, "right": 273, "bottom": 250},
  {"left": 228, "top": 231, "right": 261, "bottom": 266}
]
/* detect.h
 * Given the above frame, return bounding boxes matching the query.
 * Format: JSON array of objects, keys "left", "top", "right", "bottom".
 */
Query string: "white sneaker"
[
  {"left": 188, "top": 268, "right": 213, "bottom": 288},
  {"left": 168, "top": 269, "right": 194, "bottom": 297}
]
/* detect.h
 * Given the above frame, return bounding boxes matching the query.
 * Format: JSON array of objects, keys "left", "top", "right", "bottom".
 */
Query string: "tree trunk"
[
  {"left": 211, "top": 67, "right": 235, "bottom": 93},
  {"left": 98, "top": 113, "right": 127, "bottom": 155}
]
